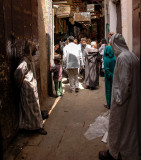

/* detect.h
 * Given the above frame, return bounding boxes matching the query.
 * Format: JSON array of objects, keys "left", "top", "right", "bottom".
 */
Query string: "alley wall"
[
  {"left": 104, "top": 0, "right": 110, "bottom": 40},
  {"left": 104, "top": 0, "right": 133, "bottom": 51},
  {"left": 38, "top": 0, "right": 53, "bottom": 109},
  {"left": 109, "top": 0, "right": 117, "bottom": 34},
  {"left": 121, "top": 0, "right": 133, "bottom": 51}
]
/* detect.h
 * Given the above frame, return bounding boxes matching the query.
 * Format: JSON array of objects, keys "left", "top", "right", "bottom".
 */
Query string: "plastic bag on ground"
[{"left": 84, "top": 111, "right": 110, "bottom": 141}]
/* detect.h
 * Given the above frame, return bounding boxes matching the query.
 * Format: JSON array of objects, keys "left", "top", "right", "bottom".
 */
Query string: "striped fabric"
[{"left": 14, "top": 57, "right": 43, "bottom": 130}]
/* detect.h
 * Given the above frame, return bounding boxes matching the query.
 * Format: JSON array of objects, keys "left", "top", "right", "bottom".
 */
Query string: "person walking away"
[
  {"left": 104, "top": 46, "right": 116, "bottom": 109},
  {"left": 14, "top": 41, "right": 47, "bottom": 135},
  {"left": 63, "top": 36, "right": 83, "bottom": 93},
  {"left": 99, "top": 39, "right": 107, "bottom": 76},
  {"left": 84, "top": 41, "right": 100, "bottom": 89},
  {"left": 99, "top": 33, "right": 141, "bottom": 160},
  {"left": 50, "top": 58, "right": 63, "bottom": 97}
]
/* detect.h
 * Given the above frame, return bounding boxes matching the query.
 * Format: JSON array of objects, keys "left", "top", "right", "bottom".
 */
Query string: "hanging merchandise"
[
  {"left": 87, "top": 4, "right": 95, "bottom": 12},
  {"left": 56, "top": 5, "right": 71, "bottom": 18},
  {"left": 59, "top": 18, "right": 64, "bottom": 34},
  {"left": 74, "top": 12, "right": 91, "bottom": 22}
]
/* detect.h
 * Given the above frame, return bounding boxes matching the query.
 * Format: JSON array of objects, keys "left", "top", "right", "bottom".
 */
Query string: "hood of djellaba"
[{"left": 110, "top": 33, "right": 129, "bottom": 57}]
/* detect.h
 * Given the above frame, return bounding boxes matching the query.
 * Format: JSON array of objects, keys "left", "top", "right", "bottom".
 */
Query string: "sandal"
[{"left": 37, "top": 128, "right": 47, "bottom": 135}]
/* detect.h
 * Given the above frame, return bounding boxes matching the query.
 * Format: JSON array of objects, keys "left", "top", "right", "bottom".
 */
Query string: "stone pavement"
[{"left": 5, "top": 77, "right": 107, "bottom": 160}]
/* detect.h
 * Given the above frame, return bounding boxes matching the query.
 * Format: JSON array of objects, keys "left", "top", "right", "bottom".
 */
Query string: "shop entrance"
[{"left": 53, "top": 0, "right": 104, "bottom": 45}]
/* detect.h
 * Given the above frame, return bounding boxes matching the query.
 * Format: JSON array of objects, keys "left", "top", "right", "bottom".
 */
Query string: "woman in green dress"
[{"left": 104, "top": 46, "right": 116, "bottom": 109}]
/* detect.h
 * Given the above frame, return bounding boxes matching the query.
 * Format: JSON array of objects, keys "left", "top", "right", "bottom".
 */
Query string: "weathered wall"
[
  {"left": 0, "top": 0, "right": 39, "bottom": 152},
  {"left": 38, "top": 0, "right": 53, "bottom": 109},
  {"left": 104, "top": 0, "right": 110, "bottom": 40},
  {"left": 121, "top": 0, "right": 133, "bottom": 51},
  {"left": 109, "top": 0, "right": 117, "bottom": 33},
  {"left": 104, "top": 0, "right": 117, "bottom": 40},
  {"left": 105, "top": 0, "right": 132, "bottom": 50}
]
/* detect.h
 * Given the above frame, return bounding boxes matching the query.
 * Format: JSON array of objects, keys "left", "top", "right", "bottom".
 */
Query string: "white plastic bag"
[
  {"left": 101, "top": 131, "right": 108, "bottom": 143},
  {"left": 84, "top": 111, "right": 110, "bottom": 140}
]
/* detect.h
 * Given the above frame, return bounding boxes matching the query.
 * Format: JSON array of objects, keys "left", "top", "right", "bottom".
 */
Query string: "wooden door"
[{"left": 0, "top": 0, "right": 39, "bottom": 151}]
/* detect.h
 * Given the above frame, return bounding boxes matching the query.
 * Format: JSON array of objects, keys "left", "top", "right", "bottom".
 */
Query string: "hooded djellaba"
[
  {"left": 99, "top": 33, "right": 141, "bottom": 160},
  {"left": 104, "top": 46, "right": 116, "bottom": 109},
  {"left": 84, "top": 41, "right": 101, "bottom": 89},
  {"left": 14, "top": 41, "right": 47, "bottom": 135}
]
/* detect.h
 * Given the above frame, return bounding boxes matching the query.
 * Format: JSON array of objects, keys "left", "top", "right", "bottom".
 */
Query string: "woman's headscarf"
[{"left": 104, "top": 46, "right": 114, "bottom": 58}]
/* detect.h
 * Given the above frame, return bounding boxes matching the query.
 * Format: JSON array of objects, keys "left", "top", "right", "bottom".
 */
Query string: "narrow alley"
[
  {"left": 4, "top": 77, "right": 107, "bottom": 160},
  {"left": 1, "top": 0, "right": 141, "bottom": 160}
]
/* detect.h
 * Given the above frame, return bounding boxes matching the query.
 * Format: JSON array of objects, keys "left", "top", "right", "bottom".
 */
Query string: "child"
[{"left": 50, "top": 58, "right": 63, "bottom": 97}]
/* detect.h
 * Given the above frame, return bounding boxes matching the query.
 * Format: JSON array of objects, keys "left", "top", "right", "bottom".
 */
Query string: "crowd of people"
[
  {"left": 14, "top": 32, "right": 141, "bottom": 160},
  {"left": 53, "top": 36, "right": 103, "bottom": 94},
  {"left": 53, "top": 34, "right": 117, "bottom": 112},
  {"left": 52, "top": 33, "right": 141, "bottom": 160}
]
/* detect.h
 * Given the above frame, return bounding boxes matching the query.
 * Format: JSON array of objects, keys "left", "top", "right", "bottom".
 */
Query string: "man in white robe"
[{"left": 63, "top": 36, "right": 83, "bottom": 92}]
